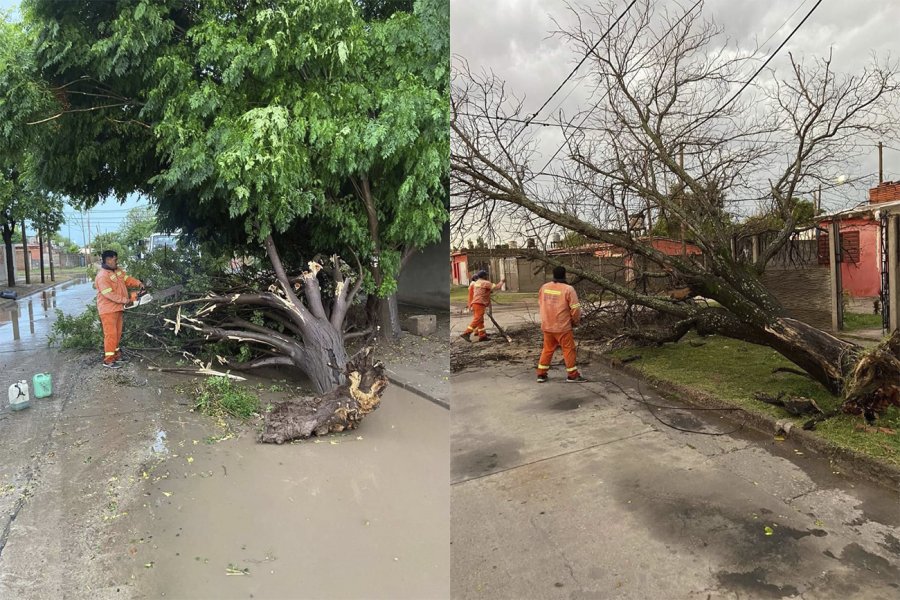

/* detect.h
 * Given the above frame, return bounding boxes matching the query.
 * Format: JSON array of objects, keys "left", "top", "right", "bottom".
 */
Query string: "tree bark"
[
  {"left": 354, "top": 174, "right": 401, "bottom": 338},
  {"left": 259, "top": 347, "right": 387, "bottom": 443},
  {"left": 48, "top": 236, "right": 55, "bottom": 282},
  {"left": 2, "top": 223, "right": 15, "bottom": 287}
]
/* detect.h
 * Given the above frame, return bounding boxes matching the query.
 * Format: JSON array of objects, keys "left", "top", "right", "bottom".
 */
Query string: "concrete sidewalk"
[
  {"left": 379, "top": 304, "right": 451, "bottom": 408},
  {"left": 451, "top": 363, "right": 900, "bottom": 599}
]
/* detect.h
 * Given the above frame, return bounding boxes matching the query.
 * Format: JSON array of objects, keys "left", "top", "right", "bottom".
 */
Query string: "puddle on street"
[
  {"left": 125, "top": 385, "right": 450, "bottom": 600},
  {"left": 0, "top": 278, "right": 94, "bottom": 352}
]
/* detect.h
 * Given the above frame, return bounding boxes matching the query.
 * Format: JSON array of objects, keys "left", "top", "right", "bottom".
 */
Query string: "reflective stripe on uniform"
[
  {"left": 566, "top": 366, "right": 578, "bottom": 372},
  {"left": 538, "top": 364, "right": 550, "bottom": 369},
  {"left": 109, "top": 274, "right": 117, "bottom": 281},
  {"left": 105, "top": 352, "right": 116, "bottom": 356},
  {"left": 570, "top": 303, "right": 581, "bottom": 309},
  {"left": 100, "top": 287, "right": 113, "bottom": 294},
  {"left": 543, "top": 289, "right": 562, "bottom": 295}
]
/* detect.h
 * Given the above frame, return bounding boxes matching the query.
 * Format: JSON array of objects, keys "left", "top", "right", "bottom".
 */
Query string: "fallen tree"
[
  {"left": 259, "top": 346, "right": 388, "bottom": 444},
  {"left": 163, "top": 240, "right": 365, "bottom": 394},
  {"left": 451, "top": 0, "right": 900, "bottom": 419}
]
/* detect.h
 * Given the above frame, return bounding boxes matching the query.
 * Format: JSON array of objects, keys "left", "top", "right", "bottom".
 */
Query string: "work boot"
[
  {"left": 566, "top": 373, "right": 588, "bottom": 382},
  {"left": 114, "top": 353, "right": 130, "bottom": 364},
  {"left": 536, "top": 374, "right": 548, "bottom": 383},
  {"left": 102, "top": 361, "right": 122, "bottom": 370},
  {"left": 459, "top": 332, "right": 471, "bottom": 342}
]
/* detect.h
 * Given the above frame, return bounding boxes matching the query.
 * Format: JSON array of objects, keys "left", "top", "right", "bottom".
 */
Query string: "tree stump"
[{"left": 259, "top": 347, "right": 388, "bottom": 444}]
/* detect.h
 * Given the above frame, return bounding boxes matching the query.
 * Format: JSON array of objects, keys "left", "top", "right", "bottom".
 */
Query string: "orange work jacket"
[
  {"left": 95, "top": 267, "right": 142, "bottom": 315},
  {"left": 538, "top": 281, "right": 581, "bottom": 333},
  {"left": 470, "top": 279, "right": 499, "bottom": 307}
]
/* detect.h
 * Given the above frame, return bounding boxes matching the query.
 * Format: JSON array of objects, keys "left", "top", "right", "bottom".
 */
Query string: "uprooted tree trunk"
[
  {"left": 163, "top": 234, "right": 365, "bottom": 395},
  {"left": 451, "top": 1, "right": 900, "bottom": 420},
  {"left": 259, "top": 346, "right": 388, "bottom": 444},
  {"left": 537, "top": 252, "right": 900, "bottom": 420}
]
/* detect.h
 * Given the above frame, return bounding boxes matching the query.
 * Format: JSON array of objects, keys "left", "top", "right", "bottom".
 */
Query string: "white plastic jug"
[{"left": 9, "top": 380, "right": 30, "bottom": 411}]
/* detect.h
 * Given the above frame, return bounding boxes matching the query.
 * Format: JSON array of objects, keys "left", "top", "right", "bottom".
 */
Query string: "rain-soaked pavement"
[
  {"left": 0, "top": 279, "right": 450, "bottom": 599},
  {"left": 0, "top": 277, "right": 96, "bottom": 352},
  {"left": 451, "top": 363, "right": 900, "bottom": 599}
]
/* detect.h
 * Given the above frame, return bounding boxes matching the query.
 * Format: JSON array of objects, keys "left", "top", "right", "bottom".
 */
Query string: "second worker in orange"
[{"left": 536, "top": 266, "right": 586, "bottom": 383}]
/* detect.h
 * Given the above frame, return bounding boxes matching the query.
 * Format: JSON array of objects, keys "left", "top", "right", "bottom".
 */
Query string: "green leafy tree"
[
  {"left": 51, "top": 233, "right": 80, "bottom": 254},
  {"left": 0, "top": 18, "right": 52, "bottom": 286},
  {"left": 91, "top": 231, "right": 126, "bottom": 260},
  {"left": 24, "top": 0, "right": 449, "bottom": 393},
  {"left": 119, "top": 206, "right": 158, "bottom": 260}
]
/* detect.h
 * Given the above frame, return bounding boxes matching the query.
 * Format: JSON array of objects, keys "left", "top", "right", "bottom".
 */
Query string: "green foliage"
[
  {"left": 51, "top": 233, "right": 80, "bottom": 253},
  {"left": 561, "top": 232, "right": 589, "bottom": 248},
  {"left": 23, "top": 0, "right": 449, "bottom": 300},
  {"left": 194, "top": 377, "right": 260, "bottom": 420},
  {"left": 47, "top": 305, "right": 102, "bottom": 349},
  {"left": 743, "top": 199, "right": 819, "bottom": 233},
  {"left": 843, "top": 312, "right": 883, "bottom": 332},
  {"left": 91, "top": 231, "right": 127, "bottom": 259},
  {"left": 126, "top": 244, "right": 226, "bottom": 293}
]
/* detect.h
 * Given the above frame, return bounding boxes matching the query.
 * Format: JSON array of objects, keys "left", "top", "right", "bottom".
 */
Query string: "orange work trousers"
[
  {"left": 465, "top": 303, "right": 488, "bottom": 338},
  {"left": 536, "top": 330, "right": 579, "bottom": 377},
  {"left": 100, "top": 311, "right": 124, "bottom": 364}
]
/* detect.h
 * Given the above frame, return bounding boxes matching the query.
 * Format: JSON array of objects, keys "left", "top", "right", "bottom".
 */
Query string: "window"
[{"left": 817, "top": 229, "right": 860, "bottom": 265}]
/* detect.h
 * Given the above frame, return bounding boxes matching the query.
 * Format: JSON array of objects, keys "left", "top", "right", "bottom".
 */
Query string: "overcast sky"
[{"left": 452, "top": 0, "right": 900, "bottom": 244}]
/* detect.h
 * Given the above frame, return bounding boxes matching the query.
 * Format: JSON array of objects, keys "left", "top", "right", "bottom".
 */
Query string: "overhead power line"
[
  {"left": 538, "top": 0, "right": 825, "bottom": 174},
  {"left": 537, "top": 0, "right": 704, "bottom": 173},
  {"left": 715, "top": 0, "right": 825, "bottom": 115},
  {"left": 514, "top": 0, "right": 638, "bottom": 139}
]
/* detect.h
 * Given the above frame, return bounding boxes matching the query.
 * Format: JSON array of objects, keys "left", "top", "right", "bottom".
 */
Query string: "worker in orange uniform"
[
  {"left": 95, "top": 250, "right": 144, "bottom": 369},
  {"left": 461, "top": 269, "right": 505, "bottom": 342},
  {"left": 536, "top": 266, "right": 586, "bottom": 382}
]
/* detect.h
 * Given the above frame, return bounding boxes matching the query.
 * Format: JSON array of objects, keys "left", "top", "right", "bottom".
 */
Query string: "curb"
[
  {"left": 581, "top": 347, "right": 900, "bottom": 491},
  {"left": 386, "top": 374, "right": 449, "bottom": 410}
]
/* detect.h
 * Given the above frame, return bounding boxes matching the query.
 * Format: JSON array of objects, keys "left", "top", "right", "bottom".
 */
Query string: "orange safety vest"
[
  {"left": 470, "top": 279, "right": 498, "bottom": 306},
  {"left": 95, "top": 267, "right": 142, "bottom": 315},
  {"left": 538, "top": 281, "right": 581, "bottom": 333}
]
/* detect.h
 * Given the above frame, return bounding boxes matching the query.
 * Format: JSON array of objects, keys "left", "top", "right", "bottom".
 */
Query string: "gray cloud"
[{"left": 452, "top": 0, "right": 900, "bottom": 232}]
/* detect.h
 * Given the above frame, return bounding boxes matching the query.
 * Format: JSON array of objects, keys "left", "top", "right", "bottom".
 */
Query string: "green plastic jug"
[{"left": 32, "top": 373, "right": 52, "bottom": 399}]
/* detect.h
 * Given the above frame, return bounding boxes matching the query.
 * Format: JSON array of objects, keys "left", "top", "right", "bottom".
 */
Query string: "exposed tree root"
[
  {"left": 841, "top": 330, "right": 900, "bottom": 423},
  {"left": 259, "top": 347, "right": 388, "bottom": 444}
]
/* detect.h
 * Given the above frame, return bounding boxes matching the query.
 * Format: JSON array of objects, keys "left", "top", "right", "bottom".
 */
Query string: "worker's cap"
[
  {"left": 476, "top": 270, "right": 488, "bottom": 279},
  {"left": 101, "top": 250, "right": 118, "bottom": 260}
]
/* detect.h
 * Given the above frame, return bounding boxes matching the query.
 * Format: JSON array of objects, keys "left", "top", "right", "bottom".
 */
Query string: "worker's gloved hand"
[{"left": 125, "top": 301, "right": 134, "bottom": 308}]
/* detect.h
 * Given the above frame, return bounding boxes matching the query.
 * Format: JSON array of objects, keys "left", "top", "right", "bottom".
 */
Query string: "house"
[
  {"left": 450, "top": 247, "right": 542, "bottom": 290},
  {"left": 451, "top": 236, "right": 703, "bottom": 294},
  {"left": 816, "top": 182, "right": 900, "bottom": 300}
]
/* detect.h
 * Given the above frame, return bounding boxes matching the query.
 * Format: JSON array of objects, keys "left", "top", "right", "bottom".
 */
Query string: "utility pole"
[
  {"left": 679, "top": 144, "right": 686, "bottom": 256},
  {"left": 86, "top": 210, "right": 92, "bottom": 263},
  {"left": 878, "top": 141, "right": 884, "bottom": 184},
  {"left": 816, "top": 184, "right": 822, "bottom": 215},
  {"left": 21, "top": 219, "right": 30, "bottom": 284}
]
